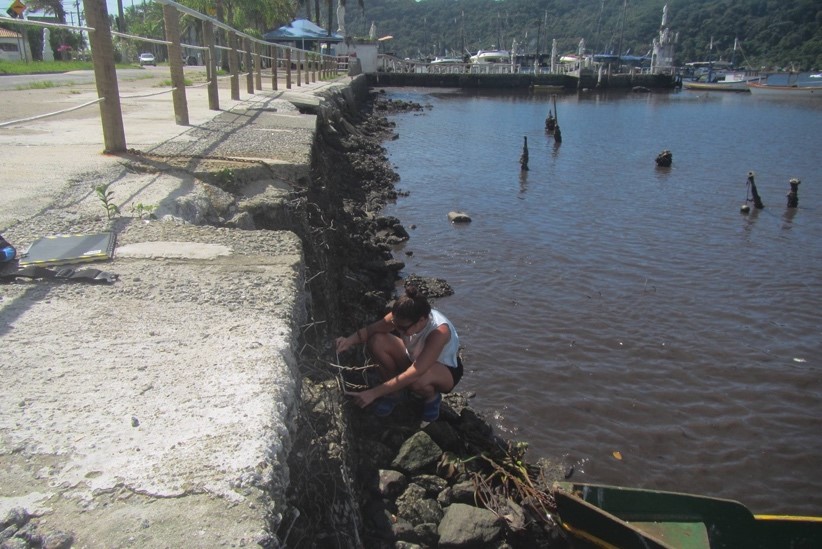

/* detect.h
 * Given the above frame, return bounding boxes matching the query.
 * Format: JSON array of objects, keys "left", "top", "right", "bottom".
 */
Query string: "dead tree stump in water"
[
  {"left": 520, "top": 136, "right": 529, "bottom": 171},
  {"left": 655, "top": 149, "right": 673, "bottom": 167},
  {"left": 747, "top": 171, "right": 765, "bottom": 209},
  {"left": 786, "top": 178, "right": 800, "bottom": 208}
]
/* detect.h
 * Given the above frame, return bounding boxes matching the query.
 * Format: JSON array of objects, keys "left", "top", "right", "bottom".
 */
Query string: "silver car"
[{"left": 138, "top": 53, "right": 156, "bottom": 66}]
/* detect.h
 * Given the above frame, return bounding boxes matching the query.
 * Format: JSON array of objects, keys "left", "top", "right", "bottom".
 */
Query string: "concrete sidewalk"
[{"left": 0, "top": 72, "right": 354, "bottom": 546}]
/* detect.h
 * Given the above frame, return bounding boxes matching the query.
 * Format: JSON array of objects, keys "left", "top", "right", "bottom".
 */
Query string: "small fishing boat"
[
  {"left": 530, "top": 84, "right": 565, "bottom": 93},
  {"left": 553, "top": 482, "right": 822, "bottom": 549},
  {"left": 683, "top": 70, "right": 759, "bottom": 92},
  {"left": 747, "top": 81, "right": 822, "bottom": 97}
]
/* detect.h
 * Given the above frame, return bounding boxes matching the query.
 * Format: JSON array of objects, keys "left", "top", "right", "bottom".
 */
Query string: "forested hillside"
[{"left": 337, "top": 0, "right": 821, "bottom": 70}]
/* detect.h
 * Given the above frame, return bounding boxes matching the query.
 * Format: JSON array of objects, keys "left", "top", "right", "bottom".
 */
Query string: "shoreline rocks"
[{"left": 284, "top": 86, "right": 570, "bottom": 547}]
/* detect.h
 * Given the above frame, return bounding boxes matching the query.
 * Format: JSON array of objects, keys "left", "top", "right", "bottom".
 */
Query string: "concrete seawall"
[{"left": 1, "top": 74, "right": 370, "bottom": 547}]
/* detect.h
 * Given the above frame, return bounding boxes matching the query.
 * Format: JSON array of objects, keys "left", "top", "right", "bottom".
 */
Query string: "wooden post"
[
  {"left": 285, "top": 48, "right": 292, "bottom": 89},
  {"left": 254, "top": 41, "right": 262, "bottom": 91},
  {"left": 272, "top": 45, "right": 278, "bottom": 90},
  {"left": 82, "top": 0, "right": 126, "bottom": 152},
  {"left": 244, "top": 37, "right": 253, "bottom": 94},
  {"left": 162, "top": 4, "right": 189, "bottom": 125},
  {"left": 229, "top": 32, "right": 240, "bottom": 100},
  {"left": 203, "top": 20, "right": 219, "bottom": 111},
  {"left": 296, "top": 49, "right": 302, "bottom": 87}
]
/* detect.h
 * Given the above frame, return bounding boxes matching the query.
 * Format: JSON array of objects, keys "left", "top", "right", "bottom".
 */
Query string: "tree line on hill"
[
  {"left": 5, "top": 0, "right": 820, "bottom": 71},
  {"left": 341, "top": 0, "right": 821, "bottom": 71}
]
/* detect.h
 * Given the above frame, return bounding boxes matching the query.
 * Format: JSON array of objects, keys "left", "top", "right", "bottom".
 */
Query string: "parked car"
[{"left": 138, "top": 53, "right": 156, "bottom": 66}]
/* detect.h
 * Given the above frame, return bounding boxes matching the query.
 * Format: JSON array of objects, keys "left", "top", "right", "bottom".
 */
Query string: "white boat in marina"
[
  {"left": 430, "top": 57, "right": 464, "bottom": 65},
  {"left": 747, "top": 73, "right": 822, "bottom": 97},
  {"left": 469, "top": 49, "right": 510, "bottom": 64}
]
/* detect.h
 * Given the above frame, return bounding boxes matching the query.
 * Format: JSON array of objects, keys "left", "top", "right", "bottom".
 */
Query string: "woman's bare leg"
[
  {"left": 408, "top": 362, "right": 454, "bottom": 400},
  {"left": 367, "top": 332, "right": 411, "bottom": 382}
]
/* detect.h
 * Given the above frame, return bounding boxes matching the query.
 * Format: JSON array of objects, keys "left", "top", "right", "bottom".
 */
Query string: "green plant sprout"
[
  {"left": 130, "top": 202, "right": 158, "bottom": 220},
  {"left": 94, "top": 183, "right": 120, "bottom": 220}
]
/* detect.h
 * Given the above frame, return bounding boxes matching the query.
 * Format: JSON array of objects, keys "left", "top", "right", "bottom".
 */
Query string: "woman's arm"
[{"left": 334, "top": 313, "right": 396, "bottom": 354}]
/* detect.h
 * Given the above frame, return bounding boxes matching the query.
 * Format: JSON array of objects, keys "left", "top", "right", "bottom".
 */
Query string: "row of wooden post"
[{"left": 83, "top": 0, "right": 343, "bottom": 153}]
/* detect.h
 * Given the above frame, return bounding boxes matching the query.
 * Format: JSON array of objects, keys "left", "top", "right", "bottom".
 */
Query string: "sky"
[{"left": 53, "top": 0, "right": 136, "bottom": 24}]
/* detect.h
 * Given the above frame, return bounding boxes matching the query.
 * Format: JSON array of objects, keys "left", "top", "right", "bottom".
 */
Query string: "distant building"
[
  {"left": 0, "top": 26, "right": 32, "bottom": 61},
  {"left": 650, "top": 4, "right": 677, "bottom": 74},
  {"left": 263, "top": 19, "right": 343, "bottom": 52}
]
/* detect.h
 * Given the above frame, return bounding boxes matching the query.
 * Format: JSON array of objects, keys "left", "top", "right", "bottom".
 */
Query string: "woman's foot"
[
  {"left": 373, "top": 395, "right": 399, "bottom": 417},
  {"left": 421, "top": 393, "right": 442, "bottom": 422}
]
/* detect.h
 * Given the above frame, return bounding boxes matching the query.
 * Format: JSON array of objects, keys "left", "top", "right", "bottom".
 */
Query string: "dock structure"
[{"left": 367, "top": 70, "right": 678, "bottom": 91}]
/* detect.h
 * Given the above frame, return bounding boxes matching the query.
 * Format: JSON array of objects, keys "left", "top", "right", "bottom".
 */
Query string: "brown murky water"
[{"left": 381, "top": 87, "right": 822, "bottom": 515}]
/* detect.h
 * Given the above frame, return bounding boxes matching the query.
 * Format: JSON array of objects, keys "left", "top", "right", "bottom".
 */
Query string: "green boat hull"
[{"left": 554, "top": 482, "right": 822, "bottom": 549}]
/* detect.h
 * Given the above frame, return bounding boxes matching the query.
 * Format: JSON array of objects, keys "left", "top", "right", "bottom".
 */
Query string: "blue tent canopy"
[{"left": 264, "top": 19, "right": 343, "bottom": 48}]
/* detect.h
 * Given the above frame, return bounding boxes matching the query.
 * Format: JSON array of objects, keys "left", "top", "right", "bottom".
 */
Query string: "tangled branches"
[{"left": 469, "top": 442, "right": 558, "bottom": 532}]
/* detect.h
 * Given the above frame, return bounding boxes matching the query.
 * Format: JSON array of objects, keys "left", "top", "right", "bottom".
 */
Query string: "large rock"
[
  {"left": 377, "top": 469, "right": 408, "bottom": 498},
  {"left": 391, "top": 431, "right": 443, "bottom": 474},
  {"left": 447, "top": 211, "right": 472, "bottom": 223},
  {"left": 438, "top": 503, "right": 504, "bottom": 547},
  {"left": 396, "top": 484, "right": 443, "bottom": 525}
]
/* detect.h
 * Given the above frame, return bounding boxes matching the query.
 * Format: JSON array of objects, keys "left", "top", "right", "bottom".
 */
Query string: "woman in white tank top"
[{"left": 335, "top": 284, "right": 462, "bottom": 422}]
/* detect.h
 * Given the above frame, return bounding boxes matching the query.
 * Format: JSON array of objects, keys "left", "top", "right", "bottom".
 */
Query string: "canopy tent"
[{"left": 263, "top": 19, "right": 343, "bottom": 51}]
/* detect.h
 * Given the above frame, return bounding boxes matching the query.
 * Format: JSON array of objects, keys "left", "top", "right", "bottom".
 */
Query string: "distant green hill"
[{"left": 338, "top": 0, "right": 821, "bottom": 70}]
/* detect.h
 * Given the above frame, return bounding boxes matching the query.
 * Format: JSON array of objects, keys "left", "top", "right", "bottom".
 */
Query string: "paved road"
[{"left": 0, "top": 66, "right": 208, "bottom": 90}]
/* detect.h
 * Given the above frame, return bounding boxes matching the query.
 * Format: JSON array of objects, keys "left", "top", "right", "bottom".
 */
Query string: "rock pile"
[
  {"left": 0, "top": 508, "right": 73, "bottom": 549},
  {"left": 350, "top": 392, "right": 570, "bottom": 548}
]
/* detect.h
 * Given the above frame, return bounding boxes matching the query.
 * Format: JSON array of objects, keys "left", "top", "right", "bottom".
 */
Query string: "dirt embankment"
[{"left": 277, "top": 88, "right": 570, "bottom": 548}]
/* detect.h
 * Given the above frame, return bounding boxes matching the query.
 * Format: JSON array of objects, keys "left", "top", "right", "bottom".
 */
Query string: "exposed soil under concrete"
[{"left": 280, "top": 91, "right": 572, "bottom": 547}]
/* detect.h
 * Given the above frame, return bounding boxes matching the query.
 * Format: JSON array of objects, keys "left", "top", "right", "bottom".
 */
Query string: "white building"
[
  {"left": 0, "top": 26, "right": 32, "bottom": 61},
  {"left": 650, "top": 4, "right": 677, "bottom": 74}
]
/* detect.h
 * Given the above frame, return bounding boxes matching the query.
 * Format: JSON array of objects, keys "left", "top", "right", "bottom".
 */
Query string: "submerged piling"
[
  {"left": 520, "top": 135, "right": 529, "bottom": 171},
  {"left": 787, "top": 178, "right": 800, "bottom": 208},
  {"left": 747, "top": 171, "right": 765, "bottom": 209}
]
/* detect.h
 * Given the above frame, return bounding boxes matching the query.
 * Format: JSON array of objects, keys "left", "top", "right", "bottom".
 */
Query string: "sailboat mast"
[
  {"left": 542, "top": 10, "right": 547, "bottom": 57},
  {"left": 731, "top": 37, "right": 738, "bottom": 66},
  {"left": 617, "top": 0, "right": 628, "bottom": 59},
  {"left": 461, "top": 10, "right": 465, "bottom": 55},
  {"left": 497, "top": 11, "right": 502, "bottom": 49}
]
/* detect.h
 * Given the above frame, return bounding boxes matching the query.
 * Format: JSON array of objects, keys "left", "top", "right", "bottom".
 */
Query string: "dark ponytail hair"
[{"left": 392, "top": 284, "right": 431, "bottom": 323}]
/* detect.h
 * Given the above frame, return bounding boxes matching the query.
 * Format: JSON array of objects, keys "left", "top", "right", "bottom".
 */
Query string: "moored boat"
[
  {"left": 530, "top": 84, "right": 565, "bottom": 93},
  {"left": 747, "top": 81, "right": 822, "bottom": 97},
  {"left": 553, "top": 482, "right": 822, "bottom": 549},
  {"left": 430, "top": 57, "right": 464, "bottom": 65},
  {"left": 683, "top": 70, "right": 759, "bottom": 92},
  {"left": 469, "top": 49, "right": 510, "bottom": 64}
]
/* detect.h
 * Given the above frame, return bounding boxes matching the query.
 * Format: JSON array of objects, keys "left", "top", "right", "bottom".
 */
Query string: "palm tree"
[{"left": 297, "top": 0, "right": 312, "bottom": 22}]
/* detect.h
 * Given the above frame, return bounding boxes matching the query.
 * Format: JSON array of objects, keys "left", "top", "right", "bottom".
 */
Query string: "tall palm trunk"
[{"left": 117, "top": 0, "right": 125, "bottom": 31}]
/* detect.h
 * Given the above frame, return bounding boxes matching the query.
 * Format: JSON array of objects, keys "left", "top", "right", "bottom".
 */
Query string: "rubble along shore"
[{"left": 281, "top": 86, "right": 572, "bottom": 547}]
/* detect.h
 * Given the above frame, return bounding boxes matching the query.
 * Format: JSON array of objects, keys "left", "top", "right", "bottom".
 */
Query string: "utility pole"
[{"left": 82, "top": 0, "right": 126, "bottom": 152}]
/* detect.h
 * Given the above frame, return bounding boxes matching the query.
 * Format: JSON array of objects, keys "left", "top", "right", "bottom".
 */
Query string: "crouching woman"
[{"left": 335, "top": 284, "right": 462, "bottom": 422}]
